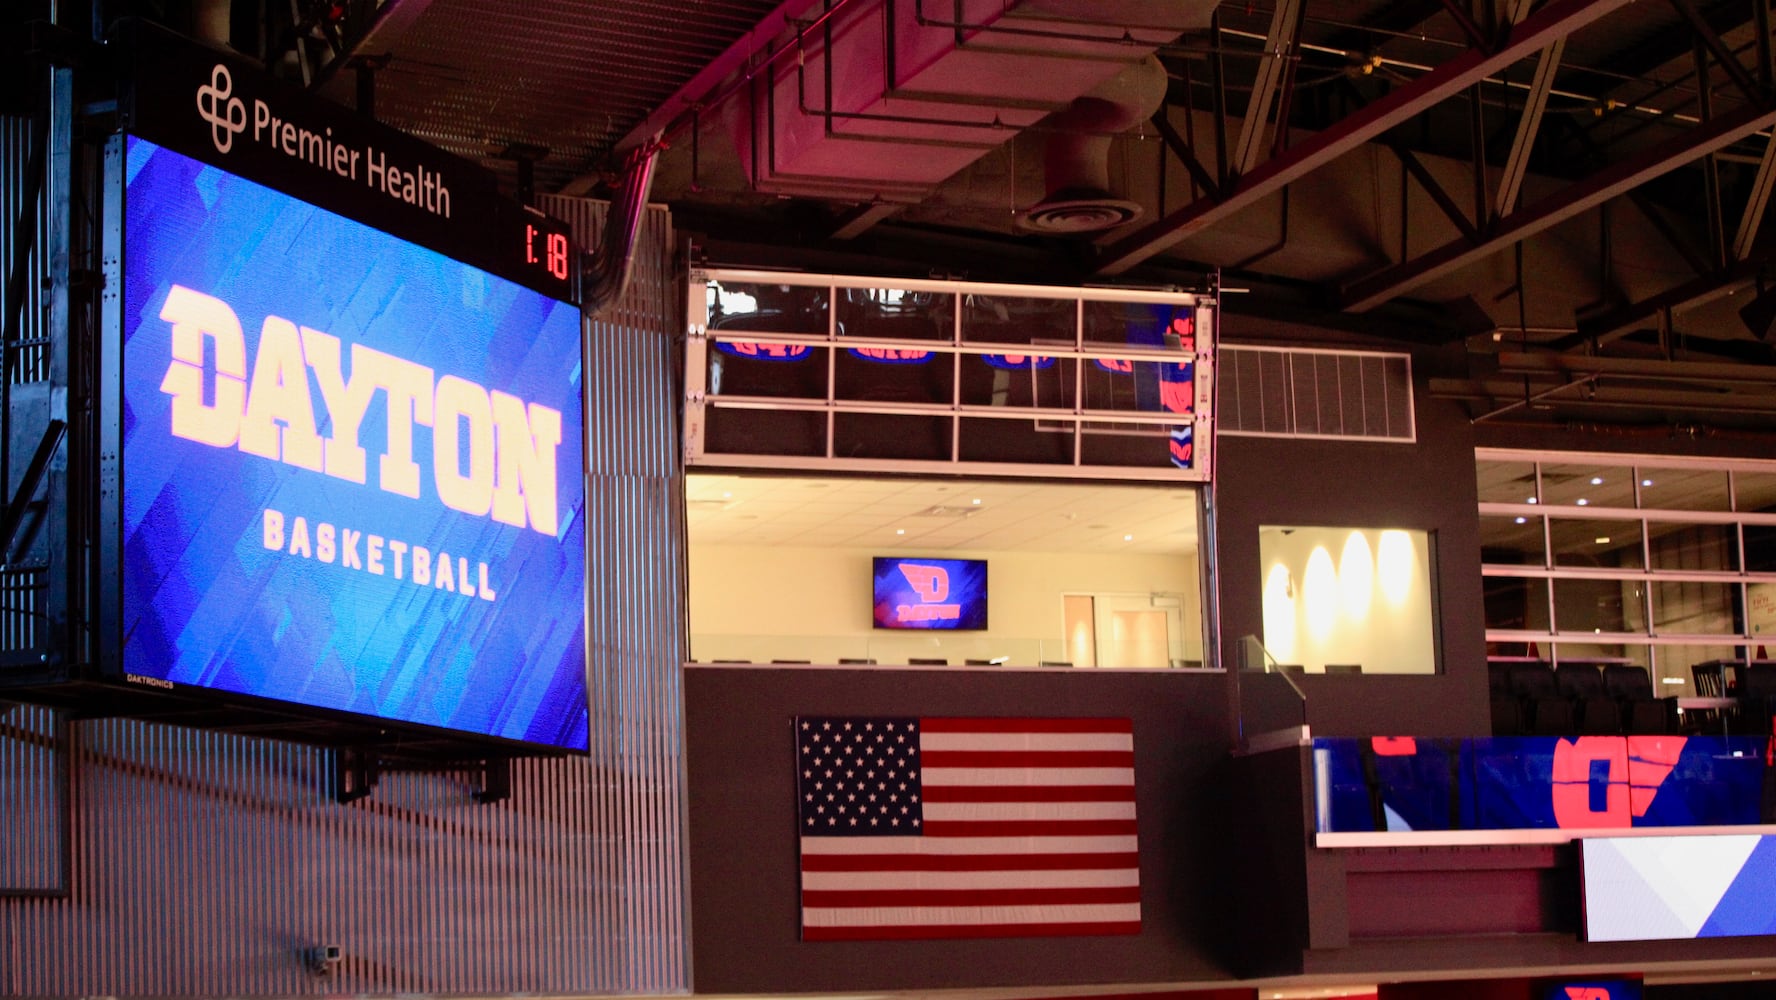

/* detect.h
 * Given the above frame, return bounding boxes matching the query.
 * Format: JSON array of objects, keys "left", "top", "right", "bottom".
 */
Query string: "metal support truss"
[
  {"left": 1094, "top": 0, "right": 1637, "bottom": 275},
  {"left": 1343, "top": 103, "right": 1776, "bottom": 311},
  {"left": 1496, "top": 38, "right": 1564, "bottom": 217},
  {"left": 1231, "top": 0, "right": 1302, "bottom": 178}
]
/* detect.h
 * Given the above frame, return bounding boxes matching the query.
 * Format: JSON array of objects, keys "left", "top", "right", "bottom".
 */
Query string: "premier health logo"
[{"left": 196, "top": 64, "right": 247, "bottom": 154}]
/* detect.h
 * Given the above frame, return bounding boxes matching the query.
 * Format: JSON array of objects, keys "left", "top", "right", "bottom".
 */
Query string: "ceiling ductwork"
[
  {"left": 1017, "top": 55, "right": 1169, "bottom": 233},
  {"left": 729, "top": 0, "right": 1214, "bottom": 211}
]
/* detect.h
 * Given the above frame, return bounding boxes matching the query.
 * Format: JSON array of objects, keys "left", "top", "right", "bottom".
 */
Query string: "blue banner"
[{"left": 1316, "top": 736, "right": 1770, "bottom": 833}]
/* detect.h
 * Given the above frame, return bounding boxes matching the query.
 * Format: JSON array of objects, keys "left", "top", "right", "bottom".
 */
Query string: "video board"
[
  {"left": 872, "top": 557, "right": 989, "bottom": 630},
  {"left": 115, "top": 135, "right": 589, "bottom": 751}
]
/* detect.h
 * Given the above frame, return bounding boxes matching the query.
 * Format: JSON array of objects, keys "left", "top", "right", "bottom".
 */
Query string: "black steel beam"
[
  {"left": 1666, "top": 0, "right": 1764, "bottom": 102},
  {"left": 1393, "top": 144, "right": 1480, "bottom": 242},
  {"left": 1094, "top": 0, "right": 1638, "bottom": 275},
  {"left": 1548, "top": 258, "right": 1762, "bottom": 351},
  {"left": 1150, "top": 111, "right": 1223, "bottom": 203},
  {"left": 1343, "top": 102, "right": 1776, "bottom": 311}
]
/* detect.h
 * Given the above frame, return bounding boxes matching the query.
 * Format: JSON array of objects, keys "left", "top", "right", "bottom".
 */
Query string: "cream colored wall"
[
  {"left": 1257, "top": 526, "right": 1436, "bottom": 674},
  {"left": 688, "top": 544, "right": 1201, "bottom": 666}
]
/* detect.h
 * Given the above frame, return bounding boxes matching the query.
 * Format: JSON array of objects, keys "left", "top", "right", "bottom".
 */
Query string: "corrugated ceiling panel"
[{"left": 343, "top": 0, "right": 781, "bottom": 189}]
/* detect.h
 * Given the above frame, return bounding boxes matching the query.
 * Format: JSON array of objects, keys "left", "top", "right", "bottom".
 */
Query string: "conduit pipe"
[{"left": 584, "top": 145, "right": 660, "bottom": 317}]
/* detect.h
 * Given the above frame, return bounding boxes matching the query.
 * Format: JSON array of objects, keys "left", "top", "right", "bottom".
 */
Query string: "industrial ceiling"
[{"left": 26, "top": 0, "right": 1776, "bottom": 430}]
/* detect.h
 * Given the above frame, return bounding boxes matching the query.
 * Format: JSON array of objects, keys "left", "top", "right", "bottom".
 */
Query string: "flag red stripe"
[
  {"left": 921, "top": 749, "right": 1135, "bottom": 768},
  {"left": 803, "top": 885, "right": 1141, "bottom": 908},
  {"left": 922, "top": 819, "right": 1138, "bottom": 837},
  {"left": 922, "top": 785, "right": 1135, "bottom": 803},
  {"left": 802, "top": 851, "right": 1138, "bottom": 872},
  {"left": 802, "top": 921, "right": 1142, "bottom": 941},
  {"left": 919, "top": 717, "right": 1132, "bottom": 734}
]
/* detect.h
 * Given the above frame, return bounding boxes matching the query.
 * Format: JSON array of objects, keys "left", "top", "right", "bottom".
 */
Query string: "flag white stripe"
[
  {"left": 920, "top": 732, "right": 1133, "bottom": 751},
  {"left": 802, "top": 903, "right": 1141, "bottom": 927},
  {"left": 922, "top": 766, "right": 1134, "bottom": 786},
  {"left": 801, "top": 834, "right": 1136, "bottom": 856},
  {"left": 802, "top": 868, "right": 1140, "bottom": 891},
  {"left": 922, "top": 801, "right": 1136, "bottom": 821}
]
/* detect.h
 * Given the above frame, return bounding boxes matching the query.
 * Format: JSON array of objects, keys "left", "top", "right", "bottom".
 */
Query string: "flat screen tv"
[
  {"left": 872, "top": 557, "right": 988, "bottom": 630},
  {"left": 113, "top": 135, "right": 589, "bottom": 752}
]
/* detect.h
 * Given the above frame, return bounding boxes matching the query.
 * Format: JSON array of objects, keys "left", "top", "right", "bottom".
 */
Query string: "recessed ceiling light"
[
  {"left": 971, "top": 498, "right": 981, "bottom": 505},
  {"left": 1595, "top": 536, "right": 1610, "bottom": 544},
  {"left": 1642, "top": 478, "right": 1654, "bottom": 487},
  {"left": 1590, "top": 476, "right": 1604, "bottom": 485},
  {"left": 722, "top": 491, "right": 732, "bottom": 499},
  {"left": 895, "top": 528, "right": 905, "bottom": 535},
  {"left": 1514, "top": 517, "right": 1527, "bottom": 524},
  {"left": 1123, "top": 534, "right": 1134, "bottom": 541},
  {"left": 1576, "top": 498, "right": 1589, "bottom": 506},
  {"left": 1527, "top": 496, "right": 1538, "bottom": 504}
]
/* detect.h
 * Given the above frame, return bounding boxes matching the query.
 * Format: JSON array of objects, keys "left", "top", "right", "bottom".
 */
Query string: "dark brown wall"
[
  {"left": 683, "top": 665, "right": 1250, "bottom": 993},
  {"left": 1215, "top": 322, "right": 1491, "bottom": 738}
]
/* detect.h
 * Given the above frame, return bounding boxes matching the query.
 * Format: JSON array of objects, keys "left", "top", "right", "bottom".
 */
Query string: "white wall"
[
  {"left": 1257, "top": 526, "right": 1436, "bottom": 674},
  {"left": 688, "top": 545, "right": 1201, "bottom": 666}
]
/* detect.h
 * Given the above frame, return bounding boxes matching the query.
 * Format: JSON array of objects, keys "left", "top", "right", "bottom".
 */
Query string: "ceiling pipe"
[{"left": 584, "top": 145, "right": 660, "bottom": 317}]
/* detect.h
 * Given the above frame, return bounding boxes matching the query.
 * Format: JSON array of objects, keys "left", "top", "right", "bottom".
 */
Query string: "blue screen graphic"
[
  {"left": 871, "top": 557, "right": 988, "bottom": 631},
  {"left": 121, "top": 136, "right": 588, "bottom": 751}
]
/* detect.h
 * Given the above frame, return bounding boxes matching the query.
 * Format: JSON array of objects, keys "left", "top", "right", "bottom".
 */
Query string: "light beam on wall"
[
  {"left": 1263, "top": 562, "right": 1297, "bottom": 661},
  {"left": 1377, "top": 529, "right": 1415, "bottom": 603},
  {"left": 1339, "top": 531, "right": 1374, "bottom": 620},
  {"left": 1304, "top": 546, "right": 1338, "bottom": 639}
]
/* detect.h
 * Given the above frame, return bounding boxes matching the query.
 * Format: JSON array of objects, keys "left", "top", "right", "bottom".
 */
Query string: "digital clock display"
[{"left": 525, "top": 223, "right": 572, "bottom": 283}]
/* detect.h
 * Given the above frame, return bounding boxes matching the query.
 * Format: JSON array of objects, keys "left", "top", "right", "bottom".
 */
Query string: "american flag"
[{"left": 795, "top": 715, "right": 1140, "bottom": 941}]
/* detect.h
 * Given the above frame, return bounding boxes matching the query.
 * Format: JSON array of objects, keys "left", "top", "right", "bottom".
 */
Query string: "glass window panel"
[
  {"left": 1734, "top": 470, "right": 1776, "bottom": 514},
  {"left": 1079, "top": 424, "right": 1192, "bottom": 470},
  {"left": 959, "top": 356, "right": 1077, "bottom": 410},
  {"left": 1257, "top": 526, "right": 1437, "bottom": 674},
  {"left": 1484, "top": 575, "right": 1549, "bottom": 633},
  {"left": 1646, "top": 521, "right": 1739, "bottom": 572},
  {"left": 1549, "top": 518, "right": 1643, "bottom": 569},
  {"left": 705, "top": 408, "right": 826, "bottom": 457},
  {"left": 1081, "top": 359, "right": 1196, "bottom": 414},
  {"left": 1650, "top": 580, "right": 1742, "bottom": 635},
  {"left": 1477, "top": 459, "right": 1540, "bottom": 504},
  {"left": 835, "top": 287, "right": 954, "bottom": 341},
  {"left": 1082, "top": 299, "right": 1195, "bottom": 351},
  {"left": 957, "top": 416, "right": 1075, "bottom": 465},
  {"left": 833, "top": 413, "right": 953, "bottom": 462},
  {"left": 1745, "top": 524, "right": 1776, "bottom": 573},
  {"left": 1654, "top": 643, "right": 1745, "bottom": 695},
  {"left": 1752, "top": 581, "right": 1776, "bottom": 640},
  {"left": 1551, "top": 642, "right": 1651, "bottom": 672},
  {"left": 1637, "top": 467, "right": 1730, "bottom": 511},
  {"left": 707, "top": 345, "right": 829, "bottom": 399},
  {"left": 1552, "top": 577, "right": 1645, "bottom": 634},
  {"left": 833, "top": 349, "right": 954, "bottom": 405},
  {"left": 1480, "top": 515, "right": 1545, "bottom": 565},
  {"left": 706, "top": 279, "right": 828, "bottom": 333},
  {"left": 1540, "top": 462, "right": 1635, "bottom": 508},
  {"left": 960, "top": 294, "right": 1072, "bottom": 346}
]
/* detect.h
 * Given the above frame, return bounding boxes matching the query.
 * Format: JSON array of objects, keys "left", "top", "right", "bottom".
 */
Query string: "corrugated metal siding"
[
  {"left": 1, "top": 199, "right": 689, "bottom": 996},
  {"left": 0, "top": 704, "right": 64, "bottom": 897},
  {"left": 0, "top": 115, "right": 50, "bottom": 386}
]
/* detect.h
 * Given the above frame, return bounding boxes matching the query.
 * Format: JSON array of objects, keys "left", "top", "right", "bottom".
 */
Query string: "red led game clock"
[{"left": 525, "top": 223, "right": 572, "bottom": 283}]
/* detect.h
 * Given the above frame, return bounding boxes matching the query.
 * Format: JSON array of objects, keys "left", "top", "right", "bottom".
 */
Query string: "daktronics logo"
[
  {"left": 895, "top": 562, "right": 961, "bottom": 623},
  {"left": 157, "top": 284, "right": 562, "bottom": 536},
  {"left": 195, "top": 64, "right": 247, "bottom": 153}
]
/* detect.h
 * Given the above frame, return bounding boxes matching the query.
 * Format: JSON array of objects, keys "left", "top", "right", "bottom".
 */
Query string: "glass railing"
[
  {"left": 688, "top": 633, "right": 1206, "bottom": 668},
  {"left": 1237, "top": 634, "right": 1307, "bottom": 749}
]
